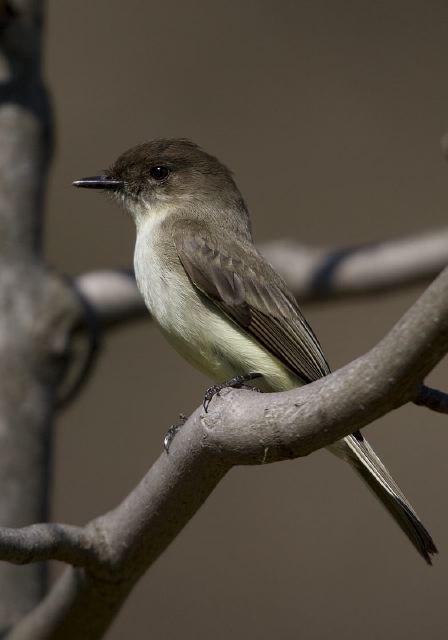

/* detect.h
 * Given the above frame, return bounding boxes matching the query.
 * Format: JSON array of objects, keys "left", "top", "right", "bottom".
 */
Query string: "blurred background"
[{"left": 45, "top": 1, "right": 448, "bottom": 638}]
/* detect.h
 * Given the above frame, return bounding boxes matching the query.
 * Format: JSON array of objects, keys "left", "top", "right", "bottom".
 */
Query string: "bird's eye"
[{"left": 150, "top": 165, "right": 170, "bottom": 181}]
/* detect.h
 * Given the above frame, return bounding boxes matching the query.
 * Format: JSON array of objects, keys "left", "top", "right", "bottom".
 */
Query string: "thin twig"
[{"left": 414, "top": 384, "right": 448, "bottom": 414}]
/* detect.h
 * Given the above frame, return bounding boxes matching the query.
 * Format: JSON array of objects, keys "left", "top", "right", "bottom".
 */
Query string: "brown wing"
[
  {"left": 173, "top": 225, "right": 437, "bottom": 564},
  {"left": 173, "top": 222, "right": 330, "bottom": 384}
]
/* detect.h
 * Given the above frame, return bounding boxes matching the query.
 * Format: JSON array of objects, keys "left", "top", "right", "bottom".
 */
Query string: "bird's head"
[{"left": 73, "top": 138, "right": 249, "bottom": 230}]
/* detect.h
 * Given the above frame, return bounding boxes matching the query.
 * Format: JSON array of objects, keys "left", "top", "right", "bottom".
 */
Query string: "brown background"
[{"left": 43, "top": 1, "right": 447, "bottom": 638}]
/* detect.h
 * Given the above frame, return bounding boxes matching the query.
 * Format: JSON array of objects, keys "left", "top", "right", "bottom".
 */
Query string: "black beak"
[{"left": 72, "top": 175, "right": 123, "bottom": 190}]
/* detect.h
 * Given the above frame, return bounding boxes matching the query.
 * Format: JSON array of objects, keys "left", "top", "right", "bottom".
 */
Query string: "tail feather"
[{"left": 336, "top": 433, "right": 437, "bottom": 564}]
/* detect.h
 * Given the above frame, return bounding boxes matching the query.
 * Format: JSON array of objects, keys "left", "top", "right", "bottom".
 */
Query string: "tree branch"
[
  {"left": 0, "top": 0, "right": 59, "bottom": 628},
  {"left": 6, "top": 263, "right": 448, "bottom": 640},
  {"left": 261, "top": 227, "right": 448, "bottom": 301},
  {"left": 1, "top": 0, "right": 446, "bottom": 636},
  {"left": 0, "top": 524, "right": 96, "bottom": 568},
  {"left": 74, "top": 269, "right": 143, "bottom": 329},
  {"left": 414, "top": 384, "right": 448, "bottom": 414},
  {"left": 0, "top": 1, "right": 91, "bottom": 630},
  {"left": 74, "top": 227, "right": 448, "bottom": 330}
]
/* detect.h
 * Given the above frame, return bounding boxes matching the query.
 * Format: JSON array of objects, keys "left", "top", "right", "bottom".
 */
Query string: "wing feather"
[
  {"left": 173, "top": 223, "right": 330, "bottom": 383},
  {"left": 172, "top": 221, "right": 437, "bottom": 562}
]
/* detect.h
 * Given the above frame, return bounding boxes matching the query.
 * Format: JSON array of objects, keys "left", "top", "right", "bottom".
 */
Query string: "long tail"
[{"left": 333, "top": 432, "right": 437, "bottom": 564}]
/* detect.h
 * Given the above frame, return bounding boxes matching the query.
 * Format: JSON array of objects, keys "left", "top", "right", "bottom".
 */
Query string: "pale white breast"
[
  {"left": 133, "top": 212, "right": 298, "bottom": 390},
  {"left": 134, "top": 214, "right": 183, "bottom": 328},
  {"left": 134, "top": 213, "right": 223, "bottom": 373}
]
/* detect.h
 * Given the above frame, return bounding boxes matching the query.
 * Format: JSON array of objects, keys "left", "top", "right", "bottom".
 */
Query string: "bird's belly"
[
  {"left": 162, "top": 302, "right": 299, "bottom": 392},
  {"left": 134, "top": 241, "right": 298, "bottom": 391}
]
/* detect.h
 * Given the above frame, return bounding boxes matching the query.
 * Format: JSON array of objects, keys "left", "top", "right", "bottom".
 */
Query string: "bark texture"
[
  {"left": 2, "top": 263, "right": 448, "bottom": 639},
  {"left": 0, "top": 1, "right": 81, "bottom": 630},
  {"left": 0, "top": 2, "right": 447, "bottom": 638}
]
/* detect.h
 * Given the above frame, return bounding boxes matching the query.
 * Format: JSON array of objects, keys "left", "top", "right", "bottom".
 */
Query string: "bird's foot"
[
  {"left": 164, "top": 413, "right": 187, "bottom": 453},
  {"left": 203, "top": 372, "right": 262, "bottom": 412}
]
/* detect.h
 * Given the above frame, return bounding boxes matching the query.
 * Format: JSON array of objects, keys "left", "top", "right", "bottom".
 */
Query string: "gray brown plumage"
[{"left": 74, "top": 138, "right": 437, "bottom": 564}]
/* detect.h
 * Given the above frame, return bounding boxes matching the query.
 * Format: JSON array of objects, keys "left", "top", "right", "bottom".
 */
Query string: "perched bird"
[{"left": 74, "top": 138, "right": 436, "bottom": 563}]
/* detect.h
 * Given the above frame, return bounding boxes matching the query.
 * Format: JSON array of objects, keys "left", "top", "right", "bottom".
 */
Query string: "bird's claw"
[
  {"left": 203, "top": 385, "right": 222, "bottom": 412},
  {"left": 203, "top": 372, "right": 262, "bottom": 413},
  {"left": 164, "top": 413, "right": 187, "bottom": 453}
]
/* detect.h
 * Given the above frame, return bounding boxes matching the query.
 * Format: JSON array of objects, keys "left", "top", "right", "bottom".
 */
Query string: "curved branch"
[
  {"left": 6, "top": 264, "right": 448, "bottom": 640},
  {"left": 0, "top": 524, "right": 96, "bottom": 568},
  {"left": 74, "top": 228, "right": 448, "bottom": 330}
]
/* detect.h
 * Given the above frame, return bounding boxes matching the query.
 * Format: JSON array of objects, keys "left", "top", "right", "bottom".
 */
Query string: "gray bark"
[
  {"left": 0, "top": 1, "right": 81, "bottom": 630},
  {"left": 3, "top": 262, "right": 448, "bottom": 639},
  {"left": 0, "top": 2, "right": 447, "bottom": 637}
]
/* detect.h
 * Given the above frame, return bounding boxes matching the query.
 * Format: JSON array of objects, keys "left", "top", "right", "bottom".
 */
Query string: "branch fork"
[{"left": 0, "top": 263, "right": 447, "bottom": 638}]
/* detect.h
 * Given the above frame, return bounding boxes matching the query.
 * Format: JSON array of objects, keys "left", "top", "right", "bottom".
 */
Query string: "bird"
[{"left": 73, "top": 137, "right": 437, "bottom": 564}]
